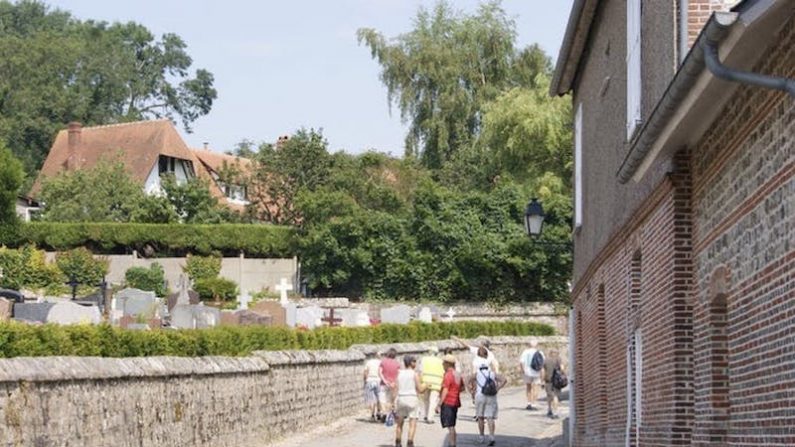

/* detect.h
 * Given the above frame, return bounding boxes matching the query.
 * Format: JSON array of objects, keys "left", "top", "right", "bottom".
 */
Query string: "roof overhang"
[
  {"left": 550, "top": 0, "right": 600, "bottom": 97},
  {"left": 618, "top": 0, "right": 793, "bottom": 183}
]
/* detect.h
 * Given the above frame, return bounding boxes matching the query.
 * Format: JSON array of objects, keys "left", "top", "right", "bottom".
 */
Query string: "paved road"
[{"left": 270, "top": 387, "right": 567, "bottom": 447}]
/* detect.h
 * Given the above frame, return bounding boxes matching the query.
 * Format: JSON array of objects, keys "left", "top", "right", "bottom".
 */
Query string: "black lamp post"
[
  {"left": 66, "top": 274, "right": 79, "bottom": 300},
  {"left": 524, "top": 198, "right": 545, "bottom": 238}
]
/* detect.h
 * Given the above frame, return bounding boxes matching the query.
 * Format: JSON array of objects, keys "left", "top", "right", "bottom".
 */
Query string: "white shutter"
[
  {"left": 574, "top": 103, "right": 583, "bottom": 229},
  {"left": 626, "top": 0, "right": 642, "bottom": 139}
]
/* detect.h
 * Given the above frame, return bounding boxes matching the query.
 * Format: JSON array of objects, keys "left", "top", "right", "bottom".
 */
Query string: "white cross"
[
  {"left": 237, "top": 292, "right": 252, "bottom": 310},
  {"left": 275, "top": 278, "right": 293, "bottom": 306},
  {"left": 446, "top": 307, "right": 456, "bottom": 321}
]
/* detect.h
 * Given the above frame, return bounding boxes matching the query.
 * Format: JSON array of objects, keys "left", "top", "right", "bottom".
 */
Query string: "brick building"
[{"left": 550, "top": 0, "right": 793, "bottom": 445}]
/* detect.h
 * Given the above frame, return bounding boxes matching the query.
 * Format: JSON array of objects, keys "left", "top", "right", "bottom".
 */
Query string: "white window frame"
[
  {"left": 626, "top": 0, "right": 642, "bottom": 139},
  {"left": 634, "top": 329, "right": 643, "bottom": 428},
  {"left": 574, "top": 103, "right": 583, "bottom": 230}
]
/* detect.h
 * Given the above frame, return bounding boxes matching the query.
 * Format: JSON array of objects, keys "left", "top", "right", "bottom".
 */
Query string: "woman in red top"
[
  {"left": 436, "top": 354, "right": 465, "bottom": 447},
  {"left": 380, "top": 348, "right": 401, "bottom": 415}
]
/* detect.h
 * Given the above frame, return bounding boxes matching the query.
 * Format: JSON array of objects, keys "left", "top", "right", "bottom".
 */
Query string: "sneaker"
[
  {"left": 488, "top": 441, "right": 495, "bottom": 447},
  {"left": 525, "top": 404, "right": 535, "bottom": 411},
  {"left": 547, "top": 411, "right": 554, "bottom": 418},
  {"left": 478, "top": 435, "right": 485, "bottom": 444}
]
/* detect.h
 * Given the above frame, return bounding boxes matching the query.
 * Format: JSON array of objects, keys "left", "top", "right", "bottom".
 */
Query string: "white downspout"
[{"left": 568, "top": 307, "right": 576, "bottom": 446}]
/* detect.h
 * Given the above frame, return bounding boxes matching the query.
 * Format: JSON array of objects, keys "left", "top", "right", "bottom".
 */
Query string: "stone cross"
[
  {"left": 275, "top": 278, "right": 293, "bottom": 306},
  {"left": 237, "top": 292, "right": 252, "bottom": 310},
  {"left": 446, "top": 307, "right": 456, "bottom": 322},
  {"left": 176, "top": 274, "right": 191, "bottom": 306}
]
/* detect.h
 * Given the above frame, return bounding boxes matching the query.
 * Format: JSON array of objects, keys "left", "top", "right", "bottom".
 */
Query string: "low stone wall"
[{"left": 0, "top": 336, "right": 567, "bottom": 447}]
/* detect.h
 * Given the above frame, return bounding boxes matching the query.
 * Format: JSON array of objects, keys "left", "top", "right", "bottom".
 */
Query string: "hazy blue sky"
[{"left": 50, "top": 0, "right": 573, "bottom": 155}]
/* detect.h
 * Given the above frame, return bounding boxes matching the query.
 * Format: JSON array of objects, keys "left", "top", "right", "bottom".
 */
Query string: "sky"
[{"left": 49, "top": 0, "right": 574, "bottom": 156}]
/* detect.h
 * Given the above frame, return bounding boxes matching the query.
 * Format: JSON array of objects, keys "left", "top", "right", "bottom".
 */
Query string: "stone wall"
[
  {"left": 0, "top": 336, "right": 567, "bottom": 447},
  {"left": 43, "top": 251, "right": 299, "bottom": 296}
]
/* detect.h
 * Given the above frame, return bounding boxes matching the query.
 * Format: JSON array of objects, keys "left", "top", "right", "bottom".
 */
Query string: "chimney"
[
  {"left": 66, "top": 122, "right": 82, "bottom": 171},
  {"left": 276, "top": 135, "right": 289, "bottom": 150},
  {"left": 203, "top": 142, "right": 209, "bottom": 150}
]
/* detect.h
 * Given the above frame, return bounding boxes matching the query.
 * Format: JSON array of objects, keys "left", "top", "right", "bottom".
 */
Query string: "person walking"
[
  {"left": 468, "top": 347, "right": 507, "bottom": 446},
  {"left": 519, "top": 339, "right": 544, "bottom": 410},
  {"left": 394, "top": 355, "right": 426, "bottom": 447},
  {"left": 542, "top": 348, "right": 566, "bottom": 419},
  {"left": 363, "top": 352, "right": 382, "bottom": 421},
  {"left": 451, "top": 336, "right": 500, "bottom": 373},
  {"left": 436, "top": 354, "right": 465, "bottom": 447},
  {"left": 419, "top": 346, "right": 444, "bottom": 424},
  {"left": 380, "top": 348, "right": 401, "bottom": 416}
]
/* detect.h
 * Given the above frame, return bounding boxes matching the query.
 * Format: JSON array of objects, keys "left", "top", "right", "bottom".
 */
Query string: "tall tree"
[
  {"left": 0, "top": 0, "right": 216, "bottom": 173},
  {"left": 0, "top": 142, "right": 24, "bottom": 225},
  {"left": 357, "top": 0, "right": 549, "bottom": 169}
]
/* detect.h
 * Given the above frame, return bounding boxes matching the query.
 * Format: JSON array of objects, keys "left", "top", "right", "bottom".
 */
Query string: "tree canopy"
[
  {"left": 0, "top": 142, "right": 24, "bottom": 225},
  {"left": 357, "top": 0, "right": 550, "bottom": 169},
  {"left": 0, "top": 0, "right": 216, "bottom": 174}
]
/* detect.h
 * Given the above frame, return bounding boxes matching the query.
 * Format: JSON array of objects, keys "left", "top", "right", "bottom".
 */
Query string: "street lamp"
[{"left": 524, "top": 198, "right": 545, "bottom": 238}]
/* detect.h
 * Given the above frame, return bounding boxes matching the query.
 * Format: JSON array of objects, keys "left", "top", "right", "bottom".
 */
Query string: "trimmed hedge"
[
  {"left": 0, "top": 320, "right": 554, "bottom": 358},
  {"left": 1, "top": 222, "right": 296, "bottom": 257}
]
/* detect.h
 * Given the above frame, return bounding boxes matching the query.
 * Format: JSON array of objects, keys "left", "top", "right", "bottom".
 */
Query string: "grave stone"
[
  {"left": 221, "top": 309, "right": 272, "bottom": 326},
  {"left": 296, "top": 305, "right": 324, "bottom": 329},
  {"left": 417, "top": 306, "right": 433, "bottom": 323},
  {"left": 251, "top": 300, "right": 287, "bottom": 327},
  {"left": 445, "top": 307, "right": 456, "bottom": 322},
  {"left": 12, "top": 302, "right": 56, "bottom": 323},
  {"left": 193, "top": 305, "right": 220, "bottom": 329},
  {"left": 170, "top": 305, "right": 196, "bottom": 329},
  {"left": 237, "top": 292, "right": 253, "bottom": 310},
  {"left": 166, "top": 290, "right": 199, "bottom": 312},
  {"left": 337, "top": 308, "right": 371, "bottom": 327},
  {"left": 284, "top": 302, "right": 297, "bottom": 327},
  {"left": 380, "top": 304, "right": 412, "bottom": 324},
  {"left": 274, "top": 278, "right": 293, "bottom": 306},
  {"left": 47, "top": 301, "right": 102, "bottom": 325},
  {"left": 0, "top": 298, "right": 13, "bottom": 321}
]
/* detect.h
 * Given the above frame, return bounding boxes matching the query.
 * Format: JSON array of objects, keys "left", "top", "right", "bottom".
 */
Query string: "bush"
[
  {"left": 1, "top": 222, "right": 296, "bottom": 257},
  {"left": 0, "top": 320, "right": 555, "bottom": 358},
  {"left": 194, "top": 277, "right": 238, "bottom": 302},
  {"left": 124, "top": 264, "right": 167, "bottom": 297},
  {"left": 55, "top": 247, "right": 109, "bottom": 286},
  {"left": 0, "top": 245, "right": 63, "bottom": 292},
  {"left": 183, "top": 255, "right": 221, "bottom": 282}
]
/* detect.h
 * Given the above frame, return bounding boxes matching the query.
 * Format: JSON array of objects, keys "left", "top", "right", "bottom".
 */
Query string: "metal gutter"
[
  {"left": 616, "top": 12, "right": 738, "bottom": 184},
  {"left": 702, "top": 40, "right": 795, "bottom": 97},
  {"left": 550, "top": 0, "right": 598, "bottom": 96}
]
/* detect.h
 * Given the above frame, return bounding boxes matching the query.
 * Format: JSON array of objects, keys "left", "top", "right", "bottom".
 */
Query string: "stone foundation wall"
[{"left": 0, "top": 336, "right": 567, "bottom": 447}]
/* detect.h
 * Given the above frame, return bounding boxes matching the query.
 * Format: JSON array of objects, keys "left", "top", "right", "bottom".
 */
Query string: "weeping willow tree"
[{"left": 357, "top": 0, "right": 550, "bottom": 170}]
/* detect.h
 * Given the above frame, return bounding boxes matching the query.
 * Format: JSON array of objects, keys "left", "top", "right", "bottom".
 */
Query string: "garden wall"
[{"left": 0, "top": 335, "right": 567, "bottom": 447}]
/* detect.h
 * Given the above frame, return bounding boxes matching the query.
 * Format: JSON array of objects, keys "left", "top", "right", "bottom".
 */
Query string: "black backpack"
[
  {"left": 530, "top": 351, "right": 544, "bottom": 372},
  {"left": 479, "top": 369, "right": 498, "bottom": 396},
  {"left": 551, "top": 367, "right": 568, "bottom": 390}
]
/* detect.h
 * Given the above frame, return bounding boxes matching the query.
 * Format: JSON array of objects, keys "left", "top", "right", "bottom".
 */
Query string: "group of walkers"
[{"left": 363, "top": 338, "right": 565, "bottom": 447}]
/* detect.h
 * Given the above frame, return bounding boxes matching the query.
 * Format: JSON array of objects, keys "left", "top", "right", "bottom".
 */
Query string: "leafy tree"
[
  {"left": 183, "top": 255, "right": 221, "bottom": 282},
  {"left": 0, "top": 0, "right": 216, "bottom": 173},
  {"left": 124, "top": 263, "right": 167, "bottom": 296},
  {"left": 241, "top": 129, "right": 332, "bottom": 225},
  {"left": 160, "top": 175, "right": 227, "bottom": 224},
  {"left": 0, "top": 142, "right": 24, "bottom": 225},
  {"left": 358, "top": 0, "right": 549, "bottom": 169},
  {"left": 194, "top": 277, "right": 238, "bottom": 304},
  {"left": 38, "top": 156, "right": 146, "bottom": 222},
  {"left": 0, "top": 245, "right": 61, "bottom": 291},
  {"left": 55, "top": 247, "right": 108, "bottom": 286}
]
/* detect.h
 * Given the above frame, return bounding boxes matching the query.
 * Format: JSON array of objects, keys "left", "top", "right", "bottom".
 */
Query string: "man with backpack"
[
  {"left": 468, "top": 347, "right": 507, "bottom": 446},
  {"left": 519, "top": 339, "right": 544, "bottom": 410},
  {"left": 541, "top": 348, "right": 567, "bottom": 419}
]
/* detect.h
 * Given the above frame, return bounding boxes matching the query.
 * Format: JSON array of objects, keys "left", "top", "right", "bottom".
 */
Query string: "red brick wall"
[
  {"left": 689, "top": 16, "right": 795, "bottom": 446},
  {"left": 571, "top": 12, "right": 794, "bottom": 447},
  {"left": 686, "top": 1, "right": 733, "bottom": 48}
]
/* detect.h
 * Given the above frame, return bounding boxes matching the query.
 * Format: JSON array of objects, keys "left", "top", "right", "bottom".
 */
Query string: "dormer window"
[{"left": 158, "top": 155, "right": 195, "bottom": 183}]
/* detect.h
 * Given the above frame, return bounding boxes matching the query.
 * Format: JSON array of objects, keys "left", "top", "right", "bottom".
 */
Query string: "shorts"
[
  {"left": 396, "top": 396, "right": 420, "bottom": 419},
  {"left": 523, "top": 373, "right": 541, "bottom": 385},
  {"left": 364, "top": 380, "right": 380, "bottom": 405},
  {"left": 545, "top": 382, "right": 562, "bottom": 400},
  {"left": 474, "top": 394, "right": 498, "bottom": 419},
  {"left": 380, "top": 384, "right": 397, "bottom": 405},
  {"left": 440, "top": 404, "right": 459, "bottom": 428}
]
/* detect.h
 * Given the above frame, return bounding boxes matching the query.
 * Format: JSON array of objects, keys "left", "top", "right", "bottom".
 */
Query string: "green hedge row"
[
  {"left": 1, "top": 222, "right": 296, "bottom": 257},
  {"left": 0, "top": 321, "right": 554, "bottom": 358}
]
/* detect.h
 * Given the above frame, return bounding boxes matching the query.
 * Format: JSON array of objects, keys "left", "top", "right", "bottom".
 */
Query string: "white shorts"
[
  {"left": 475, "top": 394, "right": 498, "bottom": 419},
  {"left": 523, "top": 374, "right": 542, "bottom": 385},
  {"left": 396, "top": 396, "right": 420, "bottom": 419}
]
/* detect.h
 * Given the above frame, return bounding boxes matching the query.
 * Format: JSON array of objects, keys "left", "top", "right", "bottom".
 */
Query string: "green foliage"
[
  {"left": 183, "top": 255, "right": 221, "bottom": 281},
  {"left": 160, "top": 174, "right": 231, "bottom": 224},
  {"left": 54, "top": 247, "right": 108, "bottom": 286},
  {"left": 357, "top": 0, "right": 550, "bottom": 169},
  {"left": 194, "top": 277, "right": 238, "bottom": 302},
  {"left": 3, "top": 222, "right": 295, "bottom": 257},
  {"left": 124, "top": 263, "right": 166, "bottom": 296},
  {"left": 0, "top": 143, "right": 24, "bottom": 226},
  {"left": 0, "top": 320, "right": 555, "bottom": 358},
  {"left": 39, "top": 156, "right": 146, "bottom": 222},
  {"left": 0, "top": 245, "right": 61, "bottom": 291},
  {"left": 0, "top": 0, "right": 216, "bottom": 174}
]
